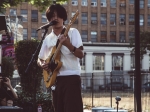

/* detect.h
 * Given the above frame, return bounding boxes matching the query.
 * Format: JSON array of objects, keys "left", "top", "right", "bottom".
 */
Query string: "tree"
[
  {"left": 129, "top": 31, "right": 150, "bottom": 60},
  {"left": 15, "top": 39, "right": 42, "bottom": 94},
  {"left": 0, "top": 0, "right": 68, "bottom": 12}
]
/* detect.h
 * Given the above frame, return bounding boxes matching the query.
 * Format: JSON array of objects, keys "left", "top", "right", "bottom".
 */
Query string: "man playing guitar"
[{"left": 37, "top": 3, "right": 84, "bottom": 112}]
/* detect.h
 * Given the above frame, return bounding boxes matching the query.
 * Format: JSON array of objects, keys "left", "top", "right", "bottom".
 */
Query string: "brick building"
[{"left": 3, "top": 0, "right": 150, "bottom": 90}]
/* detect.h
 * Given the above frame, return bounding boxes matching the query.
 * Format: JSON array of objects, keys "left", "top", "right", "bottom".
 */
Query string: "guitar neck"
[
  {"left": 52, "top": 10, "right": 79, "bottom": 60},
  {"left": 53, "top": 25, "right": 71, "bottom": 59}
]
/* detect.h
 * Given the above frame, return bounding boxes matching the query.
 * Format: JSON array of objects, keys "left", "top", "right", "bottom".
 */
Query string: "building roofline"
[{"left": 83, "top": 42, "right": 133, "bottom": 47}]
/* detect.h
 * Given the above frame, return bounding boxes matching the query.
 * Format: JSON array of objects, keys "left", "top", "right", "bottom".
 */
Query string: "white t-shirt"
[{"left": 38, "top": 27, "right": 83, "bottom": 76}]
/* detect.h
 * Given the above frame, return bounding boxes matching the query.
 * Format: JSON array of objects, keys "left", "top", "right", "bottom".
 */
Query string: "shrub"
[
  {"left": 15, "top": 39, "right": 42, "bottom": 94},
  {"left": 1, "top": 57, "right": 14, "bottom": 78}
]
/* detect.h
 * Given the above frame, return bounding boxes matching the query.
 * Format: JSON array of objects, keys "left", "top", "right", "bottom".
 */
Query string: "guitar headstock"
[{"left": 69, "top": 10, "right": 79, "bottom": 25}]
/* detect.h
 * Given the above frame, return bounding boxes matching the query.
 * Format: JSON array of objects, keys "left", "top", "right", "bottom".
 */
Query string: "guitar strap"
[{"left": 55, "top": 28, "right": 66, "bottom": 48}]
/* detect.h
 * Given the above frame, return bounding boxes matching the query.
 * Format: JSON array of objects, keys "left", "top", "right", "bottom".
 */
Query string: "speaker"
[
  {"left": 0, "top": 106, "right": 23, "bottom": 112},
  {"left": 0, "top": 16, "right": 7, "bottom": 31}
]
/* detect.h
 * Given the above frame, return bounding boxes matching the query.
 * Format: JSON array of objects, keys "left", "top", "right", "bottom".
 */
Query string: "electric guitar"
[{"left": 43, "top": 10, "right": 79, "bottom": 88}]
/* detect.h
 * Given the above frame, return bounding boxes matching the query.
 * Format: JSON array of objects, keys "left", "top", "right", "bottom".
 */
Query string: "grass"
[{"left": 82, "top": 91, "right": 150, "bottom": 112}]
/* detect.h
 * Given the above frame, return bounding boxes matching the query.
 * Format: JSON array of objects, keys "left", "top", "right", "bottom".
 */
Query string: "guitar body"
[
  {"left": 42, "top": 10, "right": 79, "bottom": 88},
  {"left": 43, "top": 46, "right": 62, "bottom": 88}
]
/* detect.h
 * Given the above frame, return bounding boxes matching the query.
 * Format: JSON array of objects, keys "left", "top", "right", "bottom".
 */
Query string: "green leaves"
[
  {"left": 0, "top": 0, "right": 68, "bottom": 12},
  {"left": 129, "top": 31, "right": 150, "bottom": 60}
]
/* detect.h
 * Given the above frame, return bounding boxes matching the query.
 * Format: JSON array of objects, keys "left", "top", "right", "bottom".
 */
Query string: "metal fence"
[
  {"left": 10, "top": 71, "right": 150, "bottom": 111},
  {"left": 80, "top": 71, "right": 150, "bottom": 111}
]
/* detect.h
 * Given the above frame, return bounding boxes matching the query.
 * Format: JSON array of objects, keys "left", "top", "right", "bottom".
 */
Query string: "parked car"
[
  {"left": 142, "top": 82, "right": 150, "bottom": 92},
  {"left": 99, "top": 82, "right": 128, "bottom": 90}
]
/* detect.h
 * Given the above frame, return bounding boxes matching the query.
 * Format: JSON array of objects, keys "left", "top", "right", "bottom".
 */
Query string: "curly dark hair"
[{"left": 46, "top": 4, "right": 67, "bottom": 21}]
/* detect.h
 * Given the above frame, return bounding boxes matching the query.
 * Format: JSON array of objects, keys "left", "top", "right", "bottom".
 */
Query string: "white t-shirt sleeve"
[
  {"left": 38, "top": 39, "right": 50, "bottom": 60},
  {"left": 70, "top": 28, "right": 83, "bottom": 48}
]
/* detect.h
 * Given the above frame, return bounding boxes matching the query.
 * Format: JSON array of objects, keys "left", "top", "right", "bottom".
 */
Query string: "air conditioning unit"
[
  {"left": 120, "top": 21, "right": 125, "bottom": 25},
  {"left": 120, "top": 18, "right": 125, "bottom": 25},
  {"left": 31, "top": 18, "right": 38, "bottom": 22},
  {"left": 148, "top": 4, "right": 150, "bottom": 8},
  {"left": 81, "top": 1, "right": 87, "bottom": 6},
  {"left": 91, "top": 20, "right": 97, "bottom": 24},
  {"left": 120, "top": 3, "right": 125, "bottom": 7},
  {"left": 72, "top": 1, "right": 78, "bottom": 6},
  {"left": 91, "top": 2, "right": 97, "bottom": 7},
  {"left": 101, "top": 2, "right": 106, "bottom": 7}
]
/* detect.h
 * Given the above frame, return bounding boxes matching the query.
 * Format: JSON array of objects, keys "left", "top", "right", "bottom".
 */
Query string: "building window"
[
  {"left": 101, "top": 0, "right": 106, "bottom": 7},
  {"left": 110, "top": 0, "right": 116, "bottom": 8},
  {"left": 120, "top": 14, "right": 125, "bottom": 25},
  {"left": 120, "top": 0, "right": 126, "bottom": 7},
  {"left": 110, "top": 31, "right": 116, "bottom": 42},
  {"left": 112, "top": 54, "right": 123, "bottom": 71},
  {"left": 120, "top": 31, "right": 125, "bottom": 43},
  {"left": 91, "top": 31, "right": 97, "bottom": 42},
  {"left": 93, "top": 54, "right": 104, "bottom": 70},
  {"left": 148, "top": 15, "right": 150, "bottom": 26},
  {"left": 148, "top": 0, "right": 150, "bottom": 8},
  {"left": 81, "top": 0, "right": 88, "bottom": 6},
  {"left": 129, "top": 0, "right": 134, "bottom": 8},
  {"left": 101, "top": 31, "right": 107, "bottom": 42},
  {"left": 41, "top": 12, "right": 47, "bottom": 23},
  {"left": 140, "top": 0, "right": 144, "bottom": 9},
  {"left": 91, "top": 13, "right": 97, "bottom": 25},
  {"left": 91, "top": 0, "right": 97, "bottom": 7},
  {"left": 129, "top": 14, "right": 135, "bottom": 25},
  {"left": 31, "top": 29, "right": 38, "bottom": 39},
  {"left": 72, "top": 0, "right": 78, "bottom": 6},
  {"left": 21, "top": 9, "right": 27, "bottom": 22},
  {"left": 81, "top": 30, "right": 88, "bottom": 42},
  {"left": 129, "top": 32, "right": 135, "bottom": 42},
  {"left": 10, "top": 9, "right": 16, "bottom": 16},
  {"left": 82, "top": 12, "right": 88, "bottom": 24},
  {"left": 31, "top": 10, "right": 38, "bottom": 22},
  {"left": 140, "top": 14, "right": 144, "bottom": 26},
  {"left": 72, "top": 12, "right": 78, "bottom": 24},
  {"left": 80, "top": 55, "right": 85, "bottom": 70},
  {"left": 110, "top": 14, "right": 116, "bottom": 26},
  {"left": 101, "top": 13, "right": 107, "bottom": 26},
  {"left": 23, "top": 28, "right": 27, "bottom": 40},
  {"left": 41, "top": 29, "right": 48, "bottom": 37}
]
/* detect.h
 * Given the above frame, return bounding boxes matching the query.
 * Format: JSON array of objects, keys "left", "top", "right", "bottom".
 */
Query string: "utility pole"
[{"left": 134, "top": 0, "right": 141, "bottom": 112}]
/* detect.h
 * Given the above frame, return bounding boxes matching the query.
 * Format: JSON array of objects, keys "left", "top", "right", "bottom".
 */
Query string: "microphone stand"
[
  {"left": 25, "top": 28, "right": 48, "bottom": 112},
  {"left": 25, "top": 28, "right": 48, "bottom": 73},
  {"left": 116, "top": 100, "right": 119, "bottom": 112}
]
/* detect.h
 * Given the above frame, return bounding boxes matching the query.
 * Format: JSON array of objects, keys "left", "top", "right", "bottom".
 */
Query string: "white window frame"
[
  {"left": 91, "top": 2, "right": 97, "bottom": 7},
  {"left": 72, "top": 1, "right": 78, "bottom": 6},
  {"left": 101, "top": 2, "right": 106, "bottom": 7},
  {"left": 81, "top": 1, "right": 88, "bottom": 6}
]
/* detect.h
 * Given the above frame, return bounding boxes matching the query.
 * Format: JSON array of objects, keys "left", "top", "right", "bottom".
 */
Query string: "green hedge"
[
  {"left": 15, "top": 39, "right": 53, "bottom": 112},
  {"left": 15, "top": 39, "right": 43, "bottom": 94}
]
